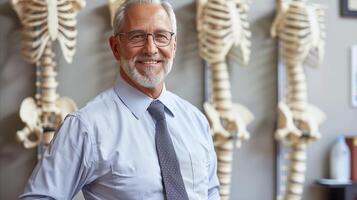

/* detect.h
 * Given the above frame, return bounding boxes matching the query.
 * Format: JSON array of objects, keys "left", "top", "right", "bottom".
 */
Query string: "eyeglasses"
[{"left": 117, "top": 30, "right": 175, "bottom": 47}]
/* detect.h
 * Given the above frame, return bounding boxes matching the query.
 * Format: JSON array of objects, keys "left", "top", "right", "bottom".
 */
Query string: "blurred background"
[{"left": 1, "top": 0, "right": 357, "bottom": 199}]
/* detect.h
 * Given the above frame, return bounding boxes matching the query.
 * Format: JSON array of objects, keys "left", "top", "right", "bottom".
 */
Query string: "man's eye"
[
  {"left": 155, "top": 33, "right": 169, "bottom": 41},
  {"left": 129, "top": 34, "right": 145, "bottom": 41}
]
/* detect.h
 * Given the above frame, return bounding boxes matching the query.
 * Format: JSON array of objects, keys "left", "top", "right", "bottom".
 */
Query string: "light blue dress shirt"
[{"left": 20, "top": 76, "right": 220, "bottom": 200}]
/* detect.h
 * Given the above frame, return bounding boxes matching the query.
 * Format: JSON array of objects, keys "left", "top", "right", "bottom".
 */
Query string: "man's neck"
[{"left": 120, "top": 70, "right": 163, "bottom": 99}]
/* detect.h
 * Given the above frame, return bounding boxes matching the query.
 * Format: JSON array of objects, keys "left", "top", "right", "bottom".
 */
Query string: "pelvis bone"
[
  {"left": 17, "top": 96, "right": 77, "bottom": 148},
  {"left": 17, "top": 97, "right": 77, "bottom": 148},
  {"left": 275, "top": 101, "right": 325, "bottom": 145},
  {"left": 204, "top": 102, "right": 254, "bottom": 147}
]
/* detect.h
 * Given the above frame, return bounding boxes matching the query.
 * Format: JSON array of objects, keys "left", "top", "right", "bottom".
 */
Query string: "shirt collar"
[{"left": 114, "top": 75, "right": 175, "bottom": 119}]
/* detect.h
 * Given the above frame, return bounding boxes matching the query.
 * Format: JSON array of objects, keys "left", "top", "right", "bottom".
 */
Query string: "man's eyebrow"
[
  {"left": 127, "top": 28, "right": 172, "bottom": 33},
  {"left": 127, "top": 29, "right": 145, "bottom": 33},
  {"left": 154, "top": 28, "right": 172, "bottom": 32}
]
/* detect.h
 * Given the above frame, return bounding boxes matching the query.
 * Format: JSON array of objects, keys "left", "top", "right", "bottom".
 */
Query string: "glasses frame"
[{"left": 116, "top": 30, "right": 175, "bottom": 47}]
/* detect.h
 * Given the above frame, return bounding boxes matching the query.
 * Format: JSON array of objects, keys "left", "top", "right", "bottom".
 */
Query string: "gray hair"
[{"left": 113, "top": 0, "right": 177, "bottom": 35}]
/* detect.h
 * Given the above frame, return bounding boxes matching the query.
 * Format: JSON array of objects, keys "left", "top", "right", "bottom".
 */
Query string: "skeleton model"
[
  {"left": 197, "top": 0, "right": 254, "bottom": 199},
  {"left": 271, "top": 0, "right": 326, "bottom": 199},
  {"left": 12, "top": 0, "right": 85, "bottom": 158}
]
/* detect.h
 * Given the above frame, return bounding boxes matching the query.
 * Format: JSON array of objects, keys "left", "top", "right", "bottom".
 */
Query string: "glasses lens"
[
  {"left": 122, "top": 31, "right": 173, "bottom": 47},
  {"left": 154, "top": 31, "right": 172, "bottom": 47},
  {"left": 127, "top": 31, "right": 146, "bottom": 46}
]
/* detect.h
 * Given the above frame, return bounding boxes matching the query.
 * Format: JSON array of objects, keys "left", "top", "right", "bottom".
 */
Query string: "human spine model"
[
  {"left": 197, "top": 0, "right": 254, "bottom": 199},
  {"left": 12, "top": 0, "right": 85, "bottom": 156},
  {"left": 271, "top": 0, "right": 326, "bottom": 199}
]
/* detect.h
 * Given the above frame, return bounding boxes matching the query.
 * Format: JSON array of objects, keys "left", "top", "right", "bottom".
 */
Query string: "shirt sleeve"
[
  {"left": 206, "top": 124, "right": 221, "bottom": 200},
  {"left": 19, "top": 115, "right": 94, "bottom": 200}
]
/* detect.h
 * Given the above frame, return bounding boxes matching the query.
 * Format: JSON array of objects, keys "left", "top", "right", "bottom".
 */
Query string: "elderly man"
[{"left": 20, "top": 0, "right": 220, "bottom": 199}]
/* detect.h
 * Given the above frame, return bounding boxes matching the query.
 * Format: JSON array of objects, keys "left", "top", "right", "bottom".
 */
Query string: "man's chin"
[
  {"left": 135, "top": 66, "right": 162, "bottom": 77},
  {"left": 135, "top": 77, "right": 163, "bottom": 88}
]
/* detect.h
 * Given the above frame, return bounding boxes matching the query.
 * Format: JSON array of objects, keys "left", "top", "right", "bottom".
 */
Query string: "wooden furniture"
[{"left": 317, "top": 179, "right": 357, "bottom": 200}]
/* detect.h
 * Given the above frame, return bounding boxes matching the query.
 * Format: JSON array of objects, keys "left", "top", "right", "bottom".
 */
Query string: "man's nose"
[{"left": 142, "top": 34, "right": 158, "bottom": 55}]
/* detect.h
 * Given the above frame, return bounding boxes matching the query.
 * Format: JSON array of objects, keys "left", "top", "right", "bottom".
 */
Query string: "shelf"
[{"left": 316, "top": 179, "right": 357, "bottom": 200}]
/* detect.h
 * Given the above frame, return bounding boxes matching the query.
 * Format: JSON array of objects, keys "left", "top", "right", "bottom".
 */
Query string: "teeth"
[{"left": 142, "top": 61, "right": 158, "bottom": 64}]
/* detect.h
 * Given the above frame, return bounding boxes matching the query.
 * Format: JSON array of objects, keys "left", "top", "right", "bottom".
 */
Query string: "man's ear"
[{"left": 109, "top": 36, "right": 121, "bottom": 60}]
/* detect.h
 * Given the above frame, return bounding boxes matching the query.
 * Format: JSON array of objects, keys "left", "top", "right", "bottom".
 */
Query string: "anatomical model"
[
  {"left": 12, "top": 0, "right": 85, "bottom": 158},
  {"left": 197, "top": 0, "right": 254, "bottom": 199},
  {"left": 271, "top": 0, "right": 326, "bottom": 199}
]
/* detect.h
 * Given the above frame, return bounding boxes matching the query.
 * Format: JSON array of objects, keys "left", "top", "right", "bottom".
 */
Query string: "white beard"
[{"left": 120, "top": 55, "right": 173, "bottom": 88}]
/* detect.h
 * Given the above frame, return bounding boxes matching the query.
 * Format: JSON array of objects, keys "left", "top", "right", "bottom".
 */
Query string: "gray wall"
[{"left": 1, "top": 0, "right": 356, "bottom": 199}]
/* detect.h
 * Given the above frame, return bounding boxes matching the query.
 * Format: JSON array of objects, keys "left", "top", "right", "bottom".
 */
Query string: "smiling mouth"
[{"left": 137, "top": 60, "right": 161, "bottom": 64}]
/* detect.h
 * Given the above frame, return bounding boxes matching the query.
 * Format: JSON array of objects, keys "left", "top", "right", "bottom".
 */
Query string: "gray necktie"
[{"left": 147, "top": 100, "right": 189, "bottom": 200}]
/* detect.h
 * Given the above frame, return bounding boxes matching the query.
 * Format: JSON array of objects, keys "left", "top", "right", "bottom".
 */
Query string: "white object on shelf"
[{"left": 330, "top": 136, "right": 351, "bottom": 182}]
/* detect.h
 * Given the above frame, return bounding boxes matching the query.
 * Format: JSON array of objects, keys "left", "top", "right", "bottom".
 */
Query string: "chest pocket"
[
  {"left": 110, "top": 161, "right": 145, "bottom": 199},
  {"left": 111, "top": 161, "right": 136, "bottom": 178}
]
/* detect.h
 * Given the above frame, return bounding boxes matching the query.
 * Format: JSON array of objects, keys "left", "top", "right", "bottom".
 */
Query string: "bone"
[
  {"left": 275, "top": 102, "right": 302, "bottom": 145},
  {"left": 12, "top": 0, "right": 83, "bottom": 158},
  {"left": 271, "top": 0, "right": 326, "bottom": 199},
  {"left": 216, "top": 141, "right": 234, "bottom": 200},
  {"left": 19, "top": 97, "right": 41, "bottom": 128},
  {"left": 108, "top": 0, "right": 125, "bottom": 27},
  {"left": 17, "top": 126, "right": 43, "bottom": 149},
  {"left": 283, "top": 142, "right": 307, "bottom": 200},
  {"left": 17, "top": 97, "right": 43, "bottom": 148},
  {"left": 56, "top": 96, "right": 78, "bottom": 119},
  {"left": 12, "top": 0, "right": 82, "bottom": 64},
  {"left": 197, "top": 0, "right": 253, "bottom": 198}
]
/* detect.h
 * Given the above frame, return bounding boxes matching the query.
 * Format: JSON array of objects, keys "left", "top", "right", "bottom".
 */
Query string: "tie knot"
[{"left": 148, "top": 100, "right": 165, "bottom": 121}]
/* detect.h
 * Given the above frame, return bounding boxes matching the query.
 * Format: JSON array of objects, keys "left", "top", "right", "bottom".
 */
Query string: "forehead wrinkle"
[{"left": 122, "top": 3, "right": 172, "bottom": 32}]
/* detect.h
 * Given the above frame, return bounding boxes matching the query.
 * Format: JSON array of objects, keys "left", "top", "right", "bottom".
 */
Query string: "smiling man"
[{"left": 20, "top": 0, "right": 220, "bottom": 199}]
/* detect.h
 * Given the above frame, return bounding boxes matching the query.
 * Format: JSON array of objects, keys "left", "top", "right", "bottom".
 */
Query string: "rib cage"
[
  {"left": 198, "top": 0, "right": 251, "bottom": 65},
  {"left": 14, "top": 0, "right": 83, "bottom": 63},
  {"left": 279, "top": 1, "right": 325, "bottom": 66}
]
